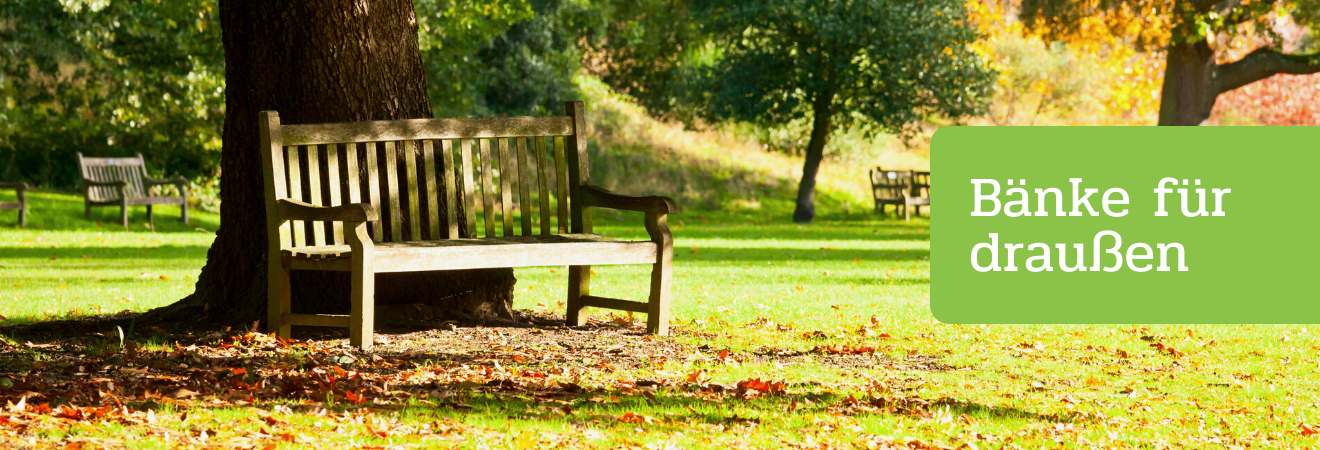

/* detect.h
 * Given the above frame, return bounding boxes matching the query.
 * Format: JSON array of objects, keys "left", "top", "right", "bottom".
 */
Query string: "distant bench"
[
  {"left": 870, "top": 168, "right": 929, "bottom": 221},
  {"left": 77, "top": 153, "right": 189, "bottom": 227},
  {"left": 0, "top": 182, "right": 29, "bottom": 227},
  {"left": 260, "top": 101, "right": 678, "bottom": 350}
]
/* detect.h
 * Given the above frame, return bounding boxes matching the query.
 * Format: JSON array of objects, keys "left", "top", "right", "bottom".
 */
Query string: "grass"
[{"left": 2, "top": 190, "right": 1318, "bottom": 449}]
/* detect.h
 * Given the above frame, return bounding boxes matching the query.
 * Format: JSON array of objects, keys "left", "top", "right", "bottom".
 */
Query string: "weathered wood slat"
[
  {"left": 478, "top": 139, "right": 496, "bottom": 238},
  {"left": 566, "top": 101, "right": 590, "bottom": 234},
  {"left": 534, "top": 137, "right": 552, "bottom": 236},
  {"left": 516, "top": 137, "right": 533, "bottom": 235},
  {"left": 441, "top": 139, "right": 458, "bottom": 239},
  {"left": 384, "top": 141, "right": 403, "bottom": 242},
  {"left": 281, "top": 116, "right": 574, "bottom": 146},
  {"left": 498, "top": 138, "right": 514, "bottom": 237},
  {"left": 345, "top": 143, "right": 365, "bottom": 240},
  {"left": 422, "top": 140, "right": 440, "bottom": 240},
  {"left": 260, "top": 115, "right": 291, "bottom": 249},
  {"left": 282, "top": 313, "right": 350, "bottom": 328},
  {"left": 365, "top": 142, "right": 383, "bottom": 241},
  {"left": 554, "top": 136, "right": 570, "bottom": 233},
  {"left": 282, "top": 235, "right": 657, "bottom": 272},
  {"left": 306, "top": 145, "right": 326, "bottom": 246},
  {"left": 404, "top": 141, "right": 422, "bottom": 240},
  {"left": 459, "top": 139, "right": 477, "bottom": 238},
  {"left": 286, "top": 146, "right": 306, "bottom": 247},
  {"left": 326, "top": 144, "right": 345, "bottom": 244},
  {"left": 581, "top": 295, "right": 649, "bottom": 313}
]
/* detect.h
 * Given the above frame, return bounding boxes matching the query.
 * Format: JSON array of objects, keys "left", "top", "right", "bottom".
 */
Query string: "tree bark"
[
  {"left": 148, "top": 0, "right": 516, "bottom": 329},
  {"left": 1158, "top": 40, "right": 1320, "bottom": 126},
  {"left": 1157, "top": 41, "right": 1218, "bottom": 126},
  {"left": 792, "top": 90, "right": 835, "bottom": 224}
]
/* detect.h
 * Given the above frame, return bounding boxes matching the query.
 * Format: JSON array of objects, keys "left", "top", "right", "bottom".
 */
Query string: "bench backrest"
[
  {"left": 870, "top": 169, "right": 912, "bottom": 200},
  {"left": 78, "top": 153, "right": 149, "bottom": 201},
  {"left": 259, "top": 101, "right": 591, "bottom": 249},
  {"left": 910, "top": 171, "right": 930, "bottom": 199}
]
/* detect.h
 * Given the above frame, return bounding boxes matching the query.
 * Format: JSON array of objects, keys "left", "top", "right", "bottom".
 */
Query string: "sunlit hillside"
[{"left": 577, "top": 75, "right": 928, "bottom": 220}]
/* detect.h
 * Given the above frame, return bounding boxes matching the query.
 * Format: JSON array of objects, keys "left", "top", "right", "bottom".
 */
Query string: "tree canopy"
[
  {"left": 1019, "top": 0, "right": 1320, "bottom": 125},
  {"left": 687, "top": 0, "right": 995, "bottom": 221}
]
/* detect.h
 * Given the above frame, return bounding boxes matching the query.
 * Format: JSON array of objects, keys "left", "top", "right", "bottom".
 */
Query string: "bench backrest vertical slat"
[
  {"left": 534, "top": 137, "right": 553, "bottom": 236},
  {"left": 478, "top": 138, "right": 497, "bottom": 238},
  {"left": 498, "top": 138, "right": 515, "bottom": 237},
  {"left": 325, "top": 144, "right": 345, "bottom": 245},
  {"left": 553, "top": 136, "right": 570, "bottom": 233},
  {"left": 364, "top": 142, "right": 383, "bottom": 241},
  {"left": 421, "top": 140, "right": 439, "bottom": 240},
  {"left": 383, "top": 141, "right": 404, "bottom": 242},
  {"left": 516, "top": 137, "right": 533, "bottom": 236},
  {"left": 305, "top": 145, "right": 326, "bottom": 246},
  {"left": 565, "top": 101, "right": 590, "bottom": 234},
  {"left": 441, "top": 139, "right": 459, "bottom": 239},
  {"left": 459, "top": 138, "right": 477, "bottom": 238},
  {"left": 285, "top": 146, "right": 306, "bottom": 247},
  {"left": 345, "top": 142, "right": 365, "bottom": 241},
  {"left": 403, "top": 140, "right": 423, "bottom": 241}
]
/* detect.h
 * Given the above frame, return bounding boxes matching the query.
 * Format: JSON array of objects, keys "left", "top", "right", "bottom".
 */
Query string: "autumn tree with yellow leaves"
[{"left": 1016, "top": 0, "right": 1320, "bottom": 125}]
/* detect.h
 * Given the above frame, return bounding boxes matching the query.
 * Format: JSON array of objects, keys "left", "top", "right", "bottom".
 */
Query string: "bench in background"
[
  {"left": 0, "top": 182, "right": 29, "bottom": 227},
  {"left": 77, "top": 153, "right": 189, "bottom": 227}
]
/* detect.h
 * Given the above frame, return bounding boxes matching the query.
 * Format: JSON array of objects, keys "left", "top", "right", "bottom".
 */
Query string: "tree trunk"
[
  {"left": 148, "top": 0, "right": 516, "bottom": 329},
  {"left": 792, "top": 92, "right": 835, "bottom": 223},
  {"left": 1157, "top": 41, "right": 1219, "bottom": 126}
]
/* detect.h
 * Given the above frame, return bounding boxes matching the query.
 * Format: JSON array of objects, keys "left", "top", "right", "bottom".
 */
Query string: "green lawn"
[{"left": 1, "top": 190, "right": 1317, "bottom": 449}]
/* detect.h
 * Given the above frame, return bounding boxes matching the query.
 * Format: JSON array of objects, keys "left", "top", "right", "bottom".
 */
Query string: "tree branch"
[{"left": 1215, "top": 47, "right": 1320, "bottom": 94}]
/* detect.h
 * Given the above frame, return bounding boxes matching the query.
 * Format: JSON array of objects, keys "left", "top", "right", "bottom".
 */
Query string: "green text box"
[{"left": 931, "top": 126, "right": 1319, "bottom": 323}]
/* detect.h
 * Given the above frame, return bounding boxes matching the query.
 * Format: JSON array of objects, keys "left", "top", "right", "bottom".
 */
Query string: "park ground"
[{"left": 1, "top": 189, "right": 1318, "bottom": 449}]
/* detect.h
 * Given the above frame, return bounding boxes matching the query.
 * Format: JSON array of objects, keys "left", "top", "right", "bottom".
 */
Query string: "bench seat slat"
[
  {"left": 281, "top": 116, "right": 574, "bottom": 146},
  {"left": 281, "top": 234, "right": 657, "bottom": 272},
  {"left": 0, "top": 202, "right": 22, "bottom": 210}
]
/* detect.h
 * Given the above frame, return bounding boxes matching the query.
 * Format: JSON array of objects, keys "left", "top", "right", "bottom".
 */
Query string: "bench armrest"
[
  {"left": 0, "top": 182, "right": 29, "bottom": 191},
  {"left": 579, "top": 185, "right": 677, "bottom": 214},
  {"left": 277, "top": 199, "right": 378, "bottom": 222}
]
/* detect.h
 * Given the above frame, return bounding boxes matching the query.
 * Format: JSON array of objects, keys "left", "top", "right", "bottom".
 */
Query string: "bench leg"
[
  {"left": 146, "top": 205, "right": 153, "bottom": 223},
  {"left": 267, "top": 261, "right": 291, "bottom": 340},
  {"left": 85, "top": 202, "right": 92, "bottom": 221},
  {"left": 645, "top": 211, "right": 674, "bottom": 335},
  {"left": 181, "top": 187, "right": 189, "bottom": 224},
  {"left": 904, "top": 201, "right": 911, "bottom": 222},
  {"left": 348, "top": 223, "right": 376, "bottom": 351},
  {"left": 566, "top": 265, "right": 590, "bottom": 327},
  {"left": 646, "top": 249, "right": 673, "bottom": 336},
  {"left": 119, "top": 200, "right": 128, "bottom": 228}
]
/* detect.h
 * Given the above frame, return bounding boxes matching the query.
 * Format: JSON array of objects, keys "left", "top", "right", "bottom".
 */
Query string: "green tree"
[
  {"left": 691, "top": 0, "right": 995, "bottom": 223},
  {"left": 0, "top": 0, "right": 224, "bottom": 188},
  {"left": 418, "top": 0, "right": 605, "bottom": 118},
  {"left": 1021, "top": 0, "right": 1320, "bottom": 126}
]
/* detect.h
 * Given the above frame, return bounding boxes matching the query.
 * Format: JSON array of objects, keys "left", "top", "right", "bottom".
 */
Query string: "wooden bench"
[
  {"left": 260, "top": 101, "right": 677, "bottom": 350},
  {"left": 870, "top": 168, "right": 929, "bottom": 221},
  {"left": 0, "top": 182, "right": 29, "bottom": 227},
  {"left": 77, "top": 153, "right": 190, "bottom": 227}
]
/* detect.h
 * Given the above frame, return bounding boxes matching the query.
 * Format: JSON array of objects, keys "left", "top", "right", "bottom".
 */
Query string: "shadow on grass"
[
  {"left": 676, "top": 247, "right": 928, "bottom": 263},
  {"left": 0, "top": 321, "right": 1074, "bottom": 433},
  {"left": 0, "top": 190, "right": 218, "bottom": 233},
  {"left": 0, "top": 245, "right": 210, "bottom": 260}
]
